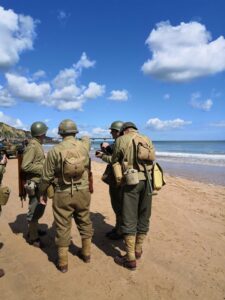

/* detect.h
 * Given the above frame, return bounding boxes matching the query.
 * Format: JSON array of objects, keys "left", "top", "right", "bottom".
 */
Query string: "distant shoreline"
[{"left": 43, "top": 144, "right": 225, "bottom": 186}]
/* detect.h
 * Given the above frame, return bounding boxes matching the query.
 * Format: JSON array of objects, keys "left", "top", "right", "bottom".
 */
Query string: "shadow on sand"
[
  {"left": 90, "top": 212, "right": 125, "bottom": 257},
  {"left": 8, "top": 211, "right": 125, "bottom": 267}
]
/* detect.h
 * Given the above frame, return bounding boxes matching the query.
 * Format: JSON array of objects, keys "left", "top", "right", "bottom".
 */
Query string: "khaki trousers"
[{"left": 53, "top": 189, "right": 93, "bottom": 247}]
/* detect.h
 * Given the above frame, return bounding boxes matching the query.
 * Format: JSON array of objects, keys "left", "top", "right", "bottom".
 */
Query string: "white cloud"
[
  {"left": 142, "top": 21, "right": 225, "bottom": 82},
  {"left": 0, "top": 111, "right": 25, "bottom": 128},
  {"left": 163, "top": 93, "right": 170, "bottom": 100},
  {"left": 108, "top": 89, "right": 128, "bottom": 101},
  {"left": 92, "top": 127, "right": 110, "bottom": 136},
  {"left": 190, "top": 92, "right": 213, "bottom": 111},
  {"left": 78, "top": 130, "right": 91, "bottom": 137},
  {"left": 6, "top": 73, "right": 51, "bottom": 101},
  {"left": 2, "top": 53, "right": 105, "bottom": 111},
  {"left": 146, "top": 118, "right": 192, "bottom": 130},
  {"left": 0, "top": 87, "right": 15, "bottom": 107},
  {"left": 210, "top": 121, "right": 225, "bottom": 127},
  {"left": 83, "top": 82, "right": 105, "bottom": 99},
  {"left": 74, "top": 52, "right": 96, "bottom": 72},
  {"left": 57, "top": 10, "right": 69, "bottom": 21},
  {"left": 47, "top": 127, "right": 59, "bottom": 138},
  {"left": 51, "top": 85, "right": 81, "bottom": 101},
  {"left": 0, "top": 6, "right": 36, "bottom": 68},
  {"left": 55, "top": 100, "right": 84, "bottom": 111},
  {"left": 52, "top": 68, "right": 78, "bottom": 89},
  {"left": 32, "top": 70, "right": 46, "bottom": 80}
]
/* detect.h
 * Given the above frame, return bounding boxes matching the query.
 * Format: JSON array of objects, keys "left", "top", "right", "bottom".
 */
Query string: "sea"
[{"left": 44, "top": 140, "right": 225, "bottom": 186}]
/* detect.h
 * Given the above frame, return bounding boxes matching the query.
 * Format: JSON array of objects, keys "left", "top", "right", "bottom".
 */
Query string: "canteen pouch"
[
  {"left": 112, "top": 162, "right": 123, "bottom": 185},
  {"left": 124, "top": 168, "right": 139, "bottom": 185},
  {"left": 0, "top": 186, "right": 10, "bottom": 205},
  {"left": 24, "top": 180, "right": 36, "bottom": 196},
  {"left": 152, "top": 163, "right": 166, "bottom": 190}
]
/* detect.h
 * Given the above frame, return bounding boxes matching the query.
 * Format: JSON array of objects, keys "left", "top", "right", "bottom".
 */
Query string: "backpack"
[
  {"left": 152, "top": 162, "right": 166, "bottom": 190},
  {"left": 133, "top": 135, "right": 155, "bottom": 162},
  {"left": 60, "top": 142, "right": 86, "bottom": 185}
]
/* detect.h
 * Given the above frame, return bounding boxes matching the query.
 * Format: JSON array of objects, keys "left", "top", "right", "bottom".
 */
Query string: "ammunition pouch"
[{"left": 0, "top": 186, "right": 10, "bottom": 206}]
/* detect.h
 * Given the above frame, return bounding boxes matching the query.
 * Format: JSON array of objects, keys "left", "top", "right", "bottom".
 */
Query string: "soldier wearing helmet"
[
  {"left": 39, "top": 119, "right": 93, "bottom": 273},
  {"left": 95, "top": 120, "right": 123, "bottom": 240},
  {"left": 111, "top": 121, "right": 155, "bottom": 270},
  {"left": 21, "top": 121, "right": 48, "bottom": 248}
]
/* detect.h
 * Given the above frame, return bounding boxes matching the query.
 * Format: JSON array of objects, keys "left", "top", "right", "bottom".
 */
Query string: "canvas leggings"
[{"left": 53, "top": 189, "right": 93, "bottom": 247}]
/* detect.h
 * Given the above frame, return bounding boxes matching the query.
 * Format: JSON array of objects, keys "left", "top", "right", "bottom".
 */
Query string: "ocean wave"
[{"left": 156, "top": 151, "right": 225, "bottom": 167}]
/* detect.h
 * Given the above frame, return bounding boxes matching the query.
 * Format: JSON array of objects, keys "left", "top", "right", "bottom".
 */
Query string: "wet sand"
[{"left": 0, "top": 159, "right": 225, "bottom": 300}]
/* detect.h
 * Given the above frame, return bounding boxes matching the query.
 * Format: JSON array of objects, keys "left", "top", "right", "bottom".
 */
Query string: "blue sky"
[{"left": 0, "top": 0, "right": 225, "bottom": 140}]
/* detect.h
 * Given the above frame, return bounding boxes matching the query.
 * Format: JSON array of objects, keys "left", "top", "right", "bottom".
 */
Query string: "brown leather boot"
[
  {"left": 78, "top": 238, "right": 91, "bottom": 263},
  {"left": 57, "top": 247, "right": 68, "bottom": 273},
  {"left": 57, "top": 265, "right": 68, "bottom": 273},
  {"left": 114, "top": 255, "right": 136, "bottom": 270}
]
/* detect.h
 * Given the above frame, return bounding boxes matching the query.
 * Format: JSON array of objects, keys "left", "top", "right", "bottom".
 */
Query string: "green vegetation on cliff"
[{"left": 0, "top": 122, "right": 31, "bottom": 139}]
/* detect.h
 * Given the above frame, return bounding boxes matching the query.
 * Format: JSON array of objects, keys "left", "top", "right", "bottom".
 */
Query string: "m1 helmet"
[
  {"left": 30, "top": 122, "right": 48, "bottom": 137},
  {"left": 58, "top": 119, "right": 78, "bottom": 135},
  {"left": 109, "top": 121, "right": 124, "bottom": 132},
  {"left": 120, "top": 121, "right": 138, "bottom": 133}
]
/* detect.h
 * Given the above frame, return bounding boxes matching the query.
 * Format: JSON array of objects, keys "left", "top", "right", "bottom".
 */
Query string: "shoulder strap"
[{"left": 123, "top": 133, "right": 138, "bottom": 168}]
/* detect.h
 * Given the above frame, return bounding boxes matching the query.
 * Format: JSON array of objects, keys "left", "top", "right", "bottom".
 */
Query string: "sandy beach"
[{"left": 0, "top": 158, "right": 225, "bottom": 300}]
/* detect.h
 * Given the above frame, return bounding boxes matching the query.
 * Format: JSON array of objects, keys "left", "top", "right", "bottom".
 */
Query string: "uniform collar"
[
  {"left": 32, "top": 137, "right": 41, "bottom": 144},
  {"left": 63, "top": 136, "right": 76, "bottom": 141}
]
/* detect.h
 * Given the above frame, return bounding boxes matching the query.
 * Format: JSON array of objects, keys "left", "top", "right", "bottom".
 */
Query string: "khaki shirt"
[
  {"left": 111, "top": 130, "right": 155, "bottom": 180},
  {"left": 39, "top": 136, "right": 90, "bottom": 193},
  {"left": 21, "top": 138, "right": 45, "bottom": 183}
]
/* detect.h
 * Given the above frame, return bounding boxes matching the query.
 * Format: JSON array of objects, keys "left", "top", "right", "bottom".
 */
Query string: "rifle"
[
  {"left": 17, "top": 150, "right": 27, "bottom": 207},
  {"left": 88, "top": 158, "right": 94, "bottom": 194}
]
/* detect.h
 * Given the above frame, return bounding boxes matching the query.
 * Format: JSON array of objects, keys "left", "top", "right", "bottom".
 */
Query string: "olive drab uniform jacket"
[
  {"left": 39, "top": 136, "right": 90, "bottom": 194},
  {"left": 0, "top": 152, "right": 7, "bottom": 185},
  {"left": 111, "top": 129, "right": 155, "bottom": 181},
  {"left": 21, "top": 138, "right": 45, "bottom": 183}
]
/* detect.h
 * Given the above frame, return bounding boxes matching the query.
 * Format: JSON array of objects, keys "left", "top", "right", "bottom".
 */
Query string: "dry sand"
[{"left": 0, "top": 159, "right": 225, "bottom": 300}]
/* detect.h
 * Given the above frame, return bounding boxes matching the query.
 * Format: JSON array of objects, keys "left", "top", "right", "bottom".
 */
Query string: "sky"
[{"left": 0, "top": 0, "right": 225, "bottom": 141}]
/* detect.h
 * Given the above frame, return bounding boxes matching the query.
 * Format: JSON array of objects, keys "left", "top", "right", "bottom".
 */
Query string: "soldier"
[
  {"left": 21, "top": 121, "right": 48, "bottom": 247},
  {"left": 111, "top": 122, "right": 155, "bottom": 270},
  {"left": 0, "top": 150, "right": 7, "bottom": 186},
  {"left": 95, "top": 121, "right": 123, "bottom": 240},
  {"left": 0, "top": 150, "right": 8, "bottom": 278},
  {"left": 39, "top": 119, "right": 93, "bottom": 273},
  {"left": 0, "top": 209, "right": 5, "bottom": 278}
]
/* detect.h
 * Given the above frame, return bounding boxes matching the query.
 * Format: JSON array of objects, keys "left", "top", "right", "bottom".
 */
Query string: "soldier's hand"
[
  {"left": 39, "top": 195, "right": 47, "bottom": 206},
  {"left": 95, "top": 151, "right": 103, "bottom": 158},
  {"left": 101, "top": 142, "right": 109, "bottom": 149}
]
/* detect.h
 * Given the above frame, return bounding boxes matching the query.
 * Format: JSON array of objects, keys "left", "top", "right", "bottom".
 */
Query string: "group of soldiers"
[{"left": 0, "top": 118, "right": 155, "bottom": 275}]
